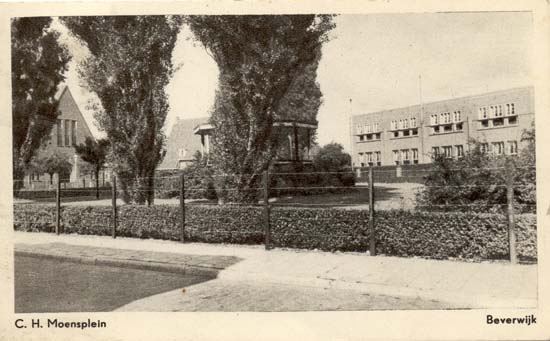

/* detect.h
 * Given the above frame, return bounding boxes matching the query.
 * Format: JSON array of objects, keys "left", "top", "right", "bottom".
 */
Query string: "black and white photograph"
[{"left": 1, "top": 1, "right": 549, "bottom": 340}]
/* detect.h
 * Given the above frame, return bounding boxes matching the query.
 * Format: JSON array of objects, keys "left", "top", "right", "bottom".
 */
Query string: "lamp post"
[
  {"left": 419, "top": 75, "right": 425, "bottom": 164},
  {"left": 349, "top": 98, "right": 354, "bottom": 171}
]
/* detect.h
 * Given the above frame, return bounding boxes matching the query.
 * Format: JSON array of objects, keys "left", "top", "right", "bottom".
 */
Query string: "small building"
[
  {"left": 23, "top": 86, "right": 107, "bottom": 189},
  {"left": 352, "top": 87, "right": 534, "bottom": 167},
  {"left": 160, "top": 116, "right": 317, "bottom": 170},
  {"left": 158, "top": 117, "right": 208, "bottom": 170},
  {"left": 193, "top": 120, "right": 317, "bottom": 164}
]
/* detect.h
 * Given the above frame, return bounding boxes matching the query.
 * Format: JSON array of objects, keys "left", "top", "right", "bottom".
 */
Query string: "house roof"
[{"left": 158, "top": 117, "right": 208, "bottom": 169}]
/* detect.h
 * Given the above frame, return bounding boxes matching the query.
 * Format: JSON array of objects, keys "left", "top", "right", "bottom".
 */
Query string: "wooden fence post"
[
  {"left": 180, "top": 173, "right": 185, "bottom": 243},
  {"left": 506, "top": 167, "right": 517, "bottom": 264},
  {"left": 263, "top": 169, "right": 271, "bottom": 250},
  {"left": 112, "top": 176, "right": 117, "bottom": 239},
  {"left": 56, "top": 180, "right": 61, "bottom": 235},
  {"left": 368, "top": 167, "right": 376, "bottom": 256}
]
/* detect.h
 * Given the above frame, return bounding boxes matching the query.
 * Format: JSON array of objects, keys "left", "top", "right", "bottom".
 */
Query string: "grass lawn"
[
  {"left": 273, "top": 183, "right": 423, "bottom": 210},
  {"left": 15, "top": 183, "right": 423, "bottom": 210}
]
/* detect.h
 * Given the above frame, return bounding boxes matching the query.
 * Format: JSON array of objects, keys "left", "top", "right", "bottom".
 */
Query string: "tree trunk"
[
  {"left": 147, "top": 175, "right": 155, "bottom": 206},
  {"left": 95, "top": 168, "right": 100, "bottom": 200}
]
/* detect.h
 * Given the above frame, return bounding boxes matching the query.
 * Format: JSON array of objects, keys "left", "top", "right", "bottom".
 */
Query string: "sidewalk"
[
  {"left": 13, "top": 231, "right": 537, "bottom": 309},
  {"left": 16, "top": 242, "right": 240, "bottom": 277}
]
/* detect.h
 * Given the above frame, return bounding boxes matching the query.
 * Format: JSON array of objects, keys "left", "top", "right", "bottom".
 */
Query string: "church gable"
[
  {"left": 55, "top": 86, "right": 94, "bottom": 145},
  {"left": 36, "top": 86, "right": 95, "bottom": 159}
]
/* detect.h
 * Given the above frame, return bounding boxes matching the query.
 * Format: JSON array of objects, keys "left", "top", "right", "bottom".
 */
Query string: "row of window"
[
  {"left": 431, "top": 141, "right": 518, "bottom": 158},
  {"left": 358, "top": 151, "right": 382, "bottom": 167},
  {"left": 479, "top": 141, "right": 518, "bottom": 155},
  {"left": 358, "top": 140, "right": 519, "bottom": 166},
  {"left": 390, "top": 118, "right": 417, "bottom": 131},
  {"left": 392, "top": 128, "right": 419, "bottom": 138},
  {"left": 56, "top": 119, "right": 77, "bottom": 147},
  {"left": 431, "top": 145, "right": 464, "bottom": 158},
  {"left": 357, "top": 103, "right": 519, "bottom": 141},
  {"left": 358, "top": 132, "right": 382, "bottom": 142},
  {"left": 356, "top": 122, "right": 381, "bottom": 134},
  {"left": 478, "top": 103, "right": 515, "bottom": 119},
  {"left": 479, "top": 115, "right": 517, "bottom": 129},
  {"left": 429, "top": 111, "right": 462, "bottom": 126},
  {"left": 360, "top": 115, "right": 516, "bottom": 139},
  {"left": 392, "top": 148, "right": 419, "bottom": 165},
  {"left": 432, "top": 122, "right": 463, "bottom": 134}
]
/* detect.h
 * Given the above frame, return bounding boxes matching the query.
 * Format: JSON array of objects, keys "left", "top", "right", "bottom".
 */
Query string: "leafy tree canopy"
[
  {"left": 11, "top": 17, "right": 71, "bottom": 186},
  {"left": 75, "top": 137, "right": 109, "bottom": 171},
  {"left": 186, "top": 15, "right": 334, "bottom": 202},
  {"left": 32, "top": 151, "right": 72, "bottom": 184},
  {"left": 75, "top": 137, "right": 109, "bottom": 198},
  {"left": 61, "top": 16, "right": 183, "bottom": 204},
  {"left": 313, "top": 142, "right": 352, "bottom": 172}
]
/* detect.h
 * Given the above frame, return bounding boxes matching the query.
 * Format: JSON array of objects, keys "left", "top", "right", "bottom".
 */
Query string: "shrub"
[
  {"left": 13, "top": 204, "right": 537, "bottom": 262},
  {"left": 417, "top": 135, "right": 536, "bottom": 214},
  {"left": 271, "top": 207, "right": 368, "bottom": 252},
  {"left": 268, "top": 143, "right": 356, "bottom": 197},
  {"left": 155, "top": 152, "right": 217, "bottom": 200}
]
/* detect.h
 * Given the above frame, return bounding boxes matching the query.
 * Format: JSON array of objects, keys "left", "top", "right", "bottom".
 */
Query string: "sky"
[{"left": 52, "top": 12, "right": 533, "bottom": 152}]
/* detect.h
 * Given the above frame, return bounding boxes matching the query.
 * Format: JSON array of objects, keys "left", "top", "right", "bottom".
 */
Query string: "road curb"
[{"left": 15, "top": 250, "right": 220, "bottom": 277}]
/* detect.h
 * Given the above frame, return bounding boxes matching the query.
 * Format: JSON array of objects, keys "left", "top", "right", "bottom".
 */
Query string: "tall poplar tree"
[
  {"left": 61, "top": 16, "right": 183, "bottom": 204},
  {"left": 11, "top": 17, "right": 71, "bottom": 188},
  {"left": 186, "top": 15, "right": 334, "bottom": 202}
]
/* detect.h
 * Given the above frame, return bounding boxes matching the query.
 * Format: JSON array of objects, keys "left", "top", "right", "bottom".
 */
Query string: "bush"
[
  {"left": 418, "top": 133, "right": 536, "bottom": 214},
  {"left": 271, "top": 207, "right": 368, "bottom": 251},
  {"left": 375, "top": 211, "right": 537, "bottom": 261},
  {"left": 268, "top": 142, "right": 356, "bottom": 197},
  {"left": 14, "top": 203, "right": 537, "bottom": 262},
  {"left": 155, "top": 153, "right": 217, "bottom": 200}
]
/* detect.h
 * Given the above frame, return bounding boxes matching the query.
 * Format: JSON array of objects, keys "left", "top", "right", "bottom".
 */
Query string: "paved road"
[
  {"left": 14, "top": 255, "right": 216, "bottom": 313},
  {"left": 14, "top": 232, "right": 537, "bottom": 309},
  {"left": 15, "top": 252, "right": 451, "bottom": 313}
]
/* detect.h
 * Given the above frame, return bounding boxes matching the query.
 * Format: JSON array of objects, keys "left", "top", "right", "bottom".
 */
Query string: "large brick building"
[{"left": 352, "top": 87, "right": 534, "bottom": 167}]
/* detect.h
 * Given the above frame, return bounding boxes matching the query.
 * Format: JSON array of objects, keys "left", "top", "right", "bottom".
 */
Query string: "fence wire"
[{"left": 13, "top": 166, "right": 536, "bottom": 260}]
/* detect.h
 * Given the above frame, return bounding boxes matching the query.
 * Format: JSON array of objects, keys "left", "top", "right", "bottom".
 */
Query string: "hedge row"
[
  {"left": 15, "top": 187, "right": 112, "bottom": 200},
  {"left": 14, "top": 204, "right": 264, "bottom": 244},
  {"left": 13, "top": 204, "right": 537, "bottom": 261}
]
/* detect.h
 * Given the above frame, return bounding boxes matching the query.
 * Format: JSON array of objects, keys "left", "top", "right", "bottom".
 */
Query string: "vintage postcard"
[{"left": 0, "top": 0, "right": 549, "bottom": 340}]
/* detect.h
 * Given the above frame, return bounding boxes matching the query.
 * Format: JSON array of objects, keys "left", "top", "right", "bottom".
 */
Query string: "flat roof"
[{"left": 353, "top": 86, "right": 533, "bottom": 118}]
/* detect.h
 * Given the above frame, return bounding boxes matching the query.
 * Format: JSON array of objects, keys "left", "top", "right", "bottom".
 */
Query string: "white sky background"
[{"left": 52, "top": 12, "right": 533, "bottom": 152}]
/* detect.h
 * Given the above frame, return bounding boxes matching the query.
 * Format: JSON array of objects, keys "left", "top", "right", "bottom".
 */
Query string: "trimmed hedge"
[
  {"left": 14, "top": 187, "right": 112, "bottom": 200},
  {"left": 13, "top": 204, "right": 537, "bottom": 261},
  {"left": 14, "top": 204, "right": 264, "bottom": 244}
]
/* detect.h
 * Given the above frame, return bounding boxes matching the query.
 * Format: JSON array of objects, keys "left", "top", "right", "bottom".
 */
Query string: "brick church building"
[{"left": 23, "top": 86, "right": 109, "bottom": 189}]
